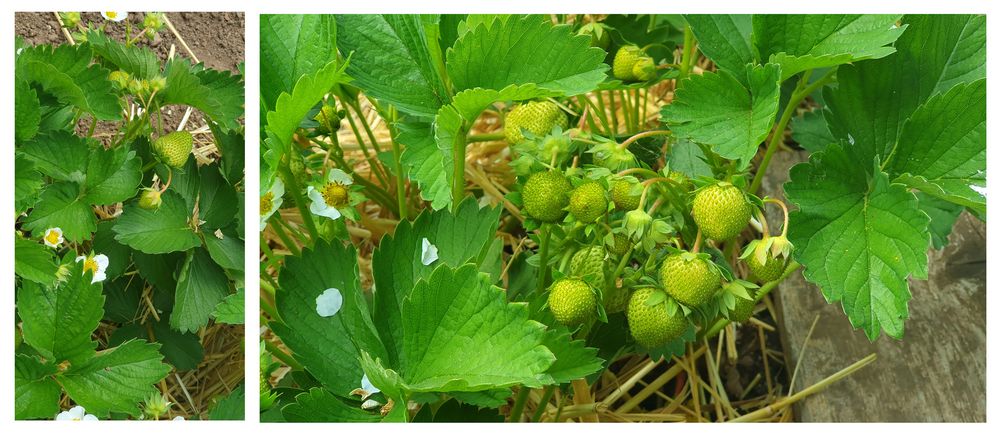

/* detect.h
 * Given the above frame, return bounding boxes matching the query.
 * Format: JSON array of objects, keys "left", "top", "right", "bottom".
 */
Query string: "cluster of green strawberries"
[{"left": 506, "top": 100, "right": 793, "bottom": 351}]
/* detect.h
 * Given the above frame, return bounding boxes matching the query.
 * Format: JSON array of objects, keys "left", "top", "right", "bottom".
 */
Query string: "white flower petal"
[
  {"left": 83, "top": 414, "right": 99, "bottom": 421},
  {"left": 361, "top": 374, "right": 380, "bottom": 394},
  {"left": 328, "top": 169, "right": 353, "bottom": 186},
  {"left": 172, "top": 416, "right": 185, "bottom": 421},
  {"left": 101, "top": 11, "right": 128, "bottom": 22},
  {"left": 361, "top": 399, "right": 381, "bottom": 410},
  {"left": 315, "top": 288, "right": 344, "bottom": 317},
  {"left": 421, "top": 238, "right": 439, "bottom": 266},
  {"left": 43, "top": 228, "right": 64, "bottom": 248},
  {"left": 56, "top": 406, "right": 89, "bottom": 421},
  {"left": 75, "top": 256, "right": 87, "bottom": 263}
]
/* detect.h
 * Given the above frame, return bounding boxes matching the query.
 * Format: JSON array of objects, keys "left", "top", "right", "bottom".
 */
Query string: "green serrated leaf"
[
  {"left": 448, "top": 15, "right": 608, "bottom": 96},
  {"left": 261, "top": 15, "right": 338, "bottom": 110},
  {"left": 399, "top": 265, "right": 555, "bottom": 392},
  {"left": 684, "top": 15, "right": 753, "bottom": 76},
  {"left": 84, "top": 146, "right": 142, "bottom": 205},
  {"left": 785, "top": 143, "right": 930, "bottom": 340},
  {"left": 58, "top": 339, "right": 170, "bottom": 417},
  {"left": 14, "top": 155, "right": 44, "bottom": 213},
  {"left": 335, "top": 14, "right": 449, "bottom": 119},
  {"left": 19, "top": 130, "right": 90, "bottom": 182},
  {"left": 108, "top": 320, "right": 203, "bottom": 372},
  {"left": 14, "top": 354, "right": 61, "bottom": 420},
  {"left": 790, "top": 109, "right": 836, "bottom": 153},
  {"left": 752, "top": 15, "right": 905, "bottom": 81},
  {"left": 23, "top": 182, "right": 96, "bottom": 243},
  {"left": 91, "top": 220, "right": 131, "bottom": 282},
  {"left": 212, "top": 288, "right": 245, "bottom": 325},
  {"left": 916, "top": 193, "right": 966, "bottom": 250},
  {"left": 17, "top": 261, "right": 104, "bottom": 365},
  {"left": 14, "top": 235, "right": 58, "bottom": 286},
  {"left": 15, "top": 80, "right": 41, "bottom": 142},
  {"left": 113, "top": 190, "right": 201, "bottom": 254},
  {"left": 661, "top": 63, "right": 781, "bottom": 169},
  {"left": 86, "top": 30, "right": 161, "bottom": 79},
  {"left": 203, "top": 225, "right": 245, "bottom": 272},
  {"left": 159, "top": 58, "right": 245, "bottom": 131},
  {"left": 208, "top": 384, "right": 245, "bottom": 420},
  {"left": 170, "top": 248, "right": 231, "bottom": 333},
  {"left": 541, "top": 328, "right": 604, "bottom": 384},
  {"left": 16, "top": 43, "right": 121, "bottom": 120},
  {"left": 372, "top": 198, "right": 502, "bottom": 366},
  {"left": 281, "top": 388, "right": 381, "bottom": 423},
  {"left": 198, "top": 163, "right": 239, "bottom": 229},
  {"left": 886, "top": 80, "right": 985, "bottom": 215}
]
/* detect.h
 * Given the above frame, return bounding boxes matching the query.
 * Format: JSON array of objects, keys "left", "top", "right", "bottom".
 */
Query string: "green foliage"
[{"left": 15, "top": 25, "right": 244, "bottom": 420}]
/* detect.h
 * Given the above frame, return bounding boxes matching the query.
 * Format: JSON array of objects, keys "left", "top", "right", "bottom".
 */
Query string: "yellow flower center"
[
  {"left": 105, "top": 12, "right": 119, "bottom": 19},
  {"left": 321, "top": 183, "right": 349, "bottom": 208},
  {"left": 260, "top": 192, "right": 274, "bottom": 215},
  {"left": 82, "top": 258, "right": 98, "bottom": 274},
  {"left": 44, "top": 231, "right": 60, "bottom": 246}
]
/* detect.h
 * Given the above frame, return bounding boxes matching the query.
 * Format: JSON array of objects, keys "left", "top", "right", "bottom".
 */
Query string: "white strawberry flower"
[
  {"left": 55, "top": 405, "right": 98, "bottom": 421},
  {"left": 43, "top": 227, "right": 64, "bottom": 248},
  {"left": 307, "top": 169, "right": 353, "bottom": 221},
  {"left": 172, "top": 416, "right": 185, "bottom": 421},
  {"left": 359, "top": 373, "right": 382, "bottom": 410},
  {"left": 315, "top": 288, "right": 343, "bottom": 317},
  {"left": 101, "top": 12, "right": 128, "bottom": 22},
  {"left": 420, "top": 238, "right": 439, "bottom": 266},
  {"left": 260, "top": 178, "right": 284, "bottom": 231},
  {"left": 75, "top": 254, "right": 109, "bottom": 284}
]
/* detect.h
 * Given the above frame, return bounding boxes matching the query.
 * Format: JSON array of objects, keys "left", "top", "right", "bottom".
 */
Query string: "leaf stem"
[
  {"left": 749, "top": 69, "right": 836, "bottom": 195},
  {"left": 278, "top": 165, "right": 319, "bottom": 244},
  {"left": 679, "top": 25, "right": 695, "bottom": 79},
  {"left": 531, "top": 385, "right": 556, "bottom": 422},
  {"left": 451, "top": 124, "right": 470, "bottom": 210},
  {"left": 466, "top": 132, "right": 505, "bottom": 143},
  {"left": 535, "top": 224, "right": 553, "bottom": 296},
  {"left": 509, "top": 387, "right": 531, "bottom": 422}
]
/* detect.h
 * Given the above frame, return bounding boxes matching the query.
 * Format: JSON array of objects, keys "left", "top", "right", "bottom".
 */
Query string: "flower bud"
[
  {"left": 623, "top": 209, "right": 653, "bottom": 241},
  {"left": 138, "top": 188, "right": 162, "bottom": 210}
]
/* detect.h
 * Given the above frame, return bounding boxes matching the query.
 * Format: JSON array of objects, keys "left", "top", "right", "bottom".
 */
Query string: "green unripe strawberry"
[
  {"left": 578, "top": 22, "right": 610, "bottom": 50},
  {"left": 691, "top": 182, "right": 751, "bottom": 241},
  {"left": 570, "top": 246, "right": 606, "bottom": 286},
  {"left": 627, "top": 288, "right": 689, "bottom": 348},
  {"left": 613, "top": 45, "right": 643, "bottom": 81},
  {"left": 548, "top": 278, "right": 597, "bottom": 326},
  {"left": 658, "top": 252, "right": 722, "bottom": 307},
  {"left": 632, "top": 56, "right": 656, "bottom": 82},
  {"left": 608, "top": 233, "right": 631, "bottom": 256},
  {"left": 314, "top": 105, "right": 341, "bottom": 134},
  {"left": 504, "top": 101, "right": 568, "bottom": 145},
  {"left": 108, "top": 70, "right": 130, "bottom": 90},
  {"left": 152, "top": 131, "right": 193, "bottom": 168},
  {"left": 568, "top": 182, "right": 608, "bottom": 223},
  {"left": 747, "top": 252, "right": 784, "bottom": 283},
  {"left": 522, "top": 171, "right": 572, "bottom": 223},
  {"left": 610, "top": 179, "right": 640, "bottom": 211},
  {"left": 729, "top": 290, "right": 757, "bottom": 323},
  {"left": 138, "top": 188, "right": 162, "bottom": 210}
]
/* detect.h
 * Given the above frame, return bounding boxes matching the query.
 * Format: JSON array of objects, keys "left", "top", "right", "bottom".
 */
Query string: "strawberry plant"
[
  {"left": 14, "top": 12, "right": 245, "bottom": 420},
  {"left": 259, "top": 14, "right": 984, "bottom": 422}
]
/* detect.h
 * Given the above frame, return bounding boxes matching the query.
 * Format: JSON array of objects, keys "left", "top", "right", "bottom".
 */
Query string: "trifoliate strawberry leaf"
[
  {"left": 886, "top": 80, "right": 985, "bottom": 215},
  {"left": 274, "top": 241, "right": 382, "bottom": 397},
  {"left": 335, "top": 14, "right": 449, "bottom": 119},
  {"left": 785, "top": 143, "right": 930, "bottom": 340},
  {"left": 17, "top": 261, "right": 104, "bottom": 365},
  {"left": 170, "top": 248, "right": 231, "bottom": 333},
  {"left": 108, "top": 320, "right": 203, "bottom": 372},
  {"left": 198, "top": 163, "right": 239, "bottom": 229},
  {"left": 540, "top": 328, "right": 604, "bottom": 384},
  {"left": 264, "top": 60, "right": 350, "bottom": 169},
  {"left": 683, "top": 15, "right": 754, "bottom": 77},
  {"left": 15, "top": 80, "right": 41, "bottom": 142},
  {"left": 113, "top": 190, "right": 201, "bottom": 254},
  {"left": 23, "top": 182, "right": 96, "bottom": 243},
  {"left": 159, "top": 58, "right": 244, "bottom": 131},
  {"left": 448, "top": 15, "right": 607, "bottom": 96},
  {"left": 752, "top": 15, "right": 905, "bottom": 81},
  {"left": 371, "top": 198, "right": 501, "bottom": 366},
  {"left": 84, "top": 145, "right": 142, "bottom": 205},
  {"left": 14, "top": 235, "right": 58, "bottom": 286},
  {"left": 15, "top": 43, "right": 121, "bottom": 120},
  {"left": 14, "top": 354, "right": 61, "bottom": 420},
  {"left": 661, "top": 63, "right": 781, "bottom": 169},
  {"left": 282, "top": 388, "right": 381, "bottom": 423},
  {"left": 208, "top": 384, "right": 245, "bottom": 420},
  {"left": 260, "top": 15, "right": 338, "bottom": 110},
  {"left": 394, "top": 265, "right": 554, "bottom": 393},
  {"left": 85, "top": 30, "right": 161, "bottom": 79},
  {"left": 19, "top": 130, "right": 89, "bottom": 182},
  {"left": 57, "top": 339, "right": 170, "bottom": 417},
  {"left": 824, "top": 14, "right": 986, "bottom": 167},
  {"left": 14, "top": 155, "right": 43, "bottom": 213},
  {"left": 212, "top": 287, "right": 245, "bottom": 325}
]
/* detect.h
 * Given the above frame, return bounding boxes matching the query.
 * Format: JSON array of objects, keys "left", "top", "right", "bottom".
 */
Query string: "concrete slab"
[{"left": 760, "top": 152, "right": 986, "bottom": 422}]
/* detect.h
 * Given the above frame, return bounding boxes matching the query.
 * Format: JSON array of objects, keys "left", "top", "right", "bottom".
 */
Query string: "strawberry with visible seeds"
[
  {"left": 691, "top": 182, "right": 752, "bottom": 241},
  {"left": 659, "top": 251, "right": 722, "bottom": 307},
  {"left": 522, "top": 171, "right": 573, "bottom": 223},
  {"left": 152, "top": 131, "right": 193, "bottom": 168},
  {"left": 627, "top": 288, "right": 689, "bottom": 348},
  {"left": 568, "top": 182, "right": 608, "bottom": 223},
  {"left": 504, "top": 101, "right": 568, "bottom": 145},
  {"left": 548, "top": 278, "right": 598, "bottom": 326}
]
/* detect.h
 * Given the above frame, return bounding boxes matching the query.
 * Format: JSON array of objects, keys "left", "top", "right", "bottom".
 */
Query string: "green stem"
[
  {"left": 749, "top": 69, "right": 836, "bottom": 194},
  {"left": 269, "top": 216, "right": 302, "bottom": 257},
  {"left": 535, "top": 224, "right": 553, "bottom": 295},
  {"left": 466, "top": 132, "right": 505, "bottom": 143},
  {"left": 259, "top": 234, "right": 282, "bottom": 273},
  {"left": 141, "top": 161, "right": 158, "bottom": 173},
  {"left": 278, "top": 165, "right": 319, "bottom": 244},
  {"left": 531, "top": 386, "right": 556, "bottom": 422},
  {"left": 607, "top": 91, "right": 619, "bottom": 135},
  {"left": 264, "top": 340, "right": 303, "bottom": 371},
  {"left": 390, "top": 129, "right": 409, "bottom": 221},
  {"left": 509, "top": 387, "right": 532, "bottom": 422},
  {"left": 679, "top": 25, "right": 695, "bottom": 79},
  {"left": 343, "top": 106, "right": 390, "bottom": 188}
]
